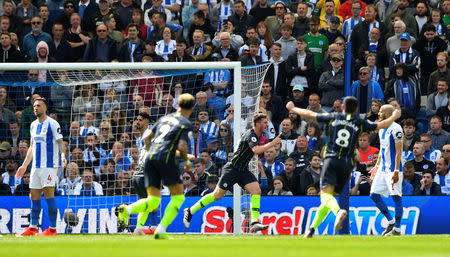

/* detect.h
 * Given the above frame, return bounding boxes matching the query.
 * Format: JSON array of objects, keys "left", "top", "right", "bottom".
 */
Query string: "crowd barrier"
[{"left": 1, "top": 196, "right": 448, "bottom": 235}]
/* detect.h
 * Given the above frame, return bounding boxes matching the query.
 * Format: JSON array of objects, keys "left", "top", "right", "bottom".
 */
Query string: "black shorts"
[
  {"left": 320, "top": 157, "right": 353, "bottom": 194},
  {"left": 132, "top": 174, "right": 147, "bottom": 199},
  {"left": 144, "top": 158, "right": 182, "bottom": 188},
  {"left": 218, "top": 163, "right": 257, "bottom": 191}
]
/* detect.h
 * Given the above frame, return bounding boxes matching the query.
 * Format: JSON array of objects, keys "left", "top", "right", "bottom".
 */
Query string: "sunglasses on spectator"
[
  {"left": 443, "top": 149, "right": 450, "bottom": 152},
  {"left": 65, "top": 5, "right": 74, "bottom": 8},
  {"left": 275, "top": 6, "right": 284, "bottom": 9},
  {"left": 29, "top": 73, "right": 38, "bottom": 76},
  {"left": 194, "top": 165, "right": 201, "bottom": 168},
  {"left": 97, "top": 29, "right": 106, "bottom": 32},
  {"left": 220, "top": 128, "right": 228, "bottom": 132},
  {"left": 31, "top": 21, "right": 41, "bottom": 25},
  {"left": 183, "top": 176, "right": 191, "bottom": 180},
  {"left": 101, "top": 127, "right": 109, "bottom": 130},
  {"left": 331, "top": 58, "right": 342, "bottom": 62},
  {"left": 336, "top": 42, "right": 344, "bottom": 45},
  {"left": 359, "top": 72, "right": 369, "bottom": 75}
]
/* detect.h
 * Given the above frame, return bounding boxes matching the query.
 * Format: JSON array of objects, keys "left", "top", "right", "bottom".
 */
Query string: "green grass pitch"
[{"left": 1, "top": 234, "right": 449, "bottom": 257}]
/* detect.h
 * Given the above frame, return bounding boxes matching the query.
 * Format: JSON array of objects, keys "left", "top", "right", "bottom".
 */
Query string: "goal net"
[{"left": 0, "top": 62, "right": 270, "bottom": 234}]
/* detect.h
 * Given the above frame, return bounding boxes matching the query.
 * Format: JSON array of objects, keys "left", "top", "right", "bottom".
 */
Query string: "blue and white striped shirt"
[{"left": 30, "top": 117, "right": 63, "bottom": 169}]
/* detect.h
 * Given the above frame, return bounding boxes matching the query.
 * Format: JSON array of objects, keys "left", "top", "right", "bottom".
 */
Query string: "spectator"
[
  {"left": 204, "top": 84, "right": 226, "bottom": 122},
  {"left": 256, "top": 21, "right": 274, "bottom": 49},
  {"left": 124, "top": 9, "right": 148, "bottom": 41},
  {"left": 212, "top": 20, "right": 244, "bottom": 50},
  {"left": 340, "top": 0, "right": 365, "bottom": 22},
  {"left": 318, "top": 54, "right": 344, "bottom": 111},
  {"left": 386, "top": 20, "right": 416, "bottom": 58},
  {"left": 351, "top": 66, "right": 384, "bottom": 115},
  {"left": 3, "top": 0, "right": 22, "bottom": 36},
  {"left": 32, "top": 41, "right": 54, "bottom": 83},
  {"left": 357, "top": 132, "right": 379, "bottom": 165},
  {"left": 385, "top": 0, "right": 418, "bottom": 38},
  {"left": 299, "top": 152, "right": 322, "bottom": 195},
  {"left": 103, "top": 13, "right": 124, "bottom": 45},
  {"left": 77, "top": 0, "right": 100, "bottom": 32},
  {"left": 239, "top": 26, "right": 268, "bottom": 62},
  {"left": 436, "top": 95, "right": 450, "bottom": 133},
  {"left": 14, "top": 170, "right": 30, "bottom": 196},
  {"left": 200, "top": 148, "right": 218, "bottom": 175},
  {"left": 414, "top": 170, "right": 442, "bottom": 195},
  {"left": 144, "top": 39, "right": 164, "bottom": 62},
  {"left": 211, "top": 31, "right": 239, "bottom": 61},
  {"left": 48, "top": 23, "right": 72, "bottom": 62},
  {"left": 414, "top": 24, "right": 447, "bottom": 94},
  {"left": 0, "top": 32, "right": 24, "bottom": 63},
  {"left": 286, "top": 36, "right": 315, "bottom": 95},
  {"left": 192, "top": 91, "right": 219, "bottom": 124},
  {"left": 319, "top": 15, "right": 344, "bottom": 44},
  {"left": 304, "top": 120, "right": 325, "bottom": 152},
  {"left": 268, "top": 176, "right": 293, "bottom": 196},
  {"left": 59, "top": 162, "right": 82, "bottom": 195},
  {"left": 101, "top": 88, "right": 119, "bottom": 122},
  {"left": 7, "top": 122, "right": 22, "bottom": 153},
  {"left": 100, "top": 141, "right": 131, "bottom": 175},
  {"left": 264, "top": 1, "right": 286, "bottom": 40},
  {"left": 433, "top": 157, "right": 449, "bottom": 194},
  {"left": 279, "top": 157, "right": 301, "bottom": 195},
  {"left": 238, "top": 38, "right": 262, "bottom": 66},
  {"left": 249, "top": 0, "right": 274, "bottom": 24},
  {"left": 287, "top": 85, "right": 308, "bottom": 109},
  {"left": 183, "top": 171, "right": 200, "bottom": 196},
  {"left": 198, "top": 110, "right": 218, "bottom": 137},
  {"left": 55, "top": 0, "right": 75, "bottom": 30},
  {"left": 72, "top": 84, "right": 102, "bottom": 123},
  {"left": 384, "top": 62, "right": 421, "bottom": 114},
  {"left": 365, "top": 53, "right": 385, "bottom": 89},
  {"left": 107, "top": 108, "right": 127, "bottom": 140},
  {"left": 114, "top": 170, "right": 134, "bottom": 196},
  {"left": 318, "top": 42, "right": 341, "bottom": 75},
  {"left": 22, "top": 16, "right": 51, "bottom": 60},
  {"left": 0, "top": 16, "right": 10, "bottom": 34},
  {"left": 229, "top": 0, "right": 254, "bottom": 40},
  {"left": 118, "top": 23, "right": 146, "bottom": 62},
  {"left": 69, "top": 121, "right": 84, "bottom": 151},
  {"left": 181, "top": 0, "right": 199, "bottom": 40},
  {"left": 283, "top": 12, "right": 301, "bottom": 38},
  {"left": 428, "top": 52, "right": 450, "bottom": 96},
  {"left": 71, "top": 147, "right": 85, "bottom": 169},
  {"left": 265, "top": 43, "right": 288, "bottom": 99},
  {"left": 406, "top": 141, "right": 435, "bottom": 175},
  {"left": 427, "top": 80, "right": 449, "bottom": 117},
  {"left": 316, "top": 0, "right": 341, "bottom": 18},
  {"left": 261, "top": 146, "right": 284, "bottom": 178},
  {"left": 150, "top": 93, "right": 175, "bottom": 121},
  {"left": 260, "top": 80, "right": 284, "bottom": 131},
  {"left": 276, "top": 23, "right": 296, "bottom": 60},
  {"left": 79, "top": 112, "right": 99, "bottom": 136},
  {"left": 279, "top": 118, "right": 299, "bottom": 155},
  {"left": 403, "top": 118, "right": 420, "bottom": 151},
  {"left": 201, "top": 174, "right": 219, "bottom": 196},
  {"left": 155, "top": 26, "right": 176, "bottom": 61},
  {"left": 389, "top": 32, "right": 420, "bottom": 81},
  {"left": 365, "top": 99, "right": 381, "bottom": 123},
  {"left": 289, "top": 136, "right": 314, "bottom": 172},
  {"left": 403, "top": 160, "right": 422, "bottom": 190},
  {"left": 64, "top": 13, "right": 90, "bottom": 61},
  {"left": 1, "top": 158, "right": 20, "bottom": 193},
  {"left": 304, "top": 16, "right": 329, "bottom": 72},
  {"left": 188, "top": 29, "right": 212, "bottom": 61},
  {"left": 0, "top": 180, "right": 11, "bottom": 195},
  {"left": 203, "top": 59, "right": 231, "bottom": 102},
  {"left": 83, "top": 24, "right": 118, "bottom": 62},
  {"left": 113, "top": 0, "right": 139, "bottom": 31},
  {"left": 16, "top": 140, "right": 29, "bottom": 167},
  {"left": 319, "top": 0, "right": 343, "bottom": 31},
  {"left": 98, "top": 158, "right": 115, "bottom": 195},
  {"left": 351, "top": 4, "right": 387, "bottom": 68},
  {"left": 73, "top": 169, "right": 104, "bottom": 196},
  {"left": 82, "top": 133, "right": 101, "bottom": 175},
  {"left": 193, "top": 158, "right": 210, "bottom": 191},
  {"left": 424, "top": 8, "right": 449, "bottom": 41},
  {"left": 428, "top": 116, "right": 450, "bottom": 151}
]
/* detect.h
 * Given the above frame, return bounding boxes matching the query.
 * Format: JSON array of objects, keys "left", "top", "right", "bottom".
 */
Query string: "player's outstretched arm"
[
  {"left": 143, "top": 131, "right": 154, "bottom": 150},
  {"left": 16, "top": 141, "right": 34, "bottom": 179},
  {"left": 286, "top": 101, "right": 318, "bottom": 120},
  {"left": 375, "top": 109, "right": 401, "bottom": 129},
  {"left": 252, "top": 134, "right": 282, "bottom": 155}
]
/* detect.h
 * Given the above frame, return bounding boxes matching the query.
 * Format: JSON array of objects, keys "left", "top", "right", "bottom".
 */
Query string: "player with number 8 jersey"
[
  {"left": 286, "top": 97, "right": 401, "bottom": 238},
  {"left": 15, "top": 98, "right": 67, "bottom": 237}
]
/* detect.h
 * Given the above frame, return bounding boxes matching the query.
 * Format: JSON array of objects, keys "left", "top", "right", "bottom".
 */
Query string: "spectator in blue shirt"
[
  {"left": 22, "top": 16, "right": 52, "bottom": 60},
  {"left": 100, "top": 141, "right": 131, "bottom": 175},
  {"left": 262, "top": 146, "right": 285, "bottom": 178}
]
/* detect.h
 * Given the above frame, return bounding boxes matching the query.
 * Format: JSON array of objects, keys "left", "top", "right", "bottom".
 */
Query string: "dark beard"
[{"left": 398, "top": 5, "right": 406, "bottom": 10}]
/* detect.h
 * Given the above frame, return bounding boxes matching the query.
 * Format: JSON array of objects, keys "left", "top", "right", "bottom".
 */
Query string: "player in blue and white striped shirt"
[
  {"left": 370, "top": 106, "right": 404, "bottom": 236},
  {"left": 16, "top": 98, "right": 67, "bottom": 237}
]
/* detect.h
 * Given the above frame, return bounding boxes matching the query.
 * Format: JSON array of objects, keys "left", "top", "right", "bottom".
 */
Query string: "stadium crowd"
[{"left": 0, "top": 0, "right": 449, "bottom": 197}]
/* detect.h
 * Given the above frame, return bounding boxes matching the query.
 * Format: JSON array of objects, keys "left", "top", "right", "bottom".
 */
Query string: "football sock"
[
  {"left": 250, "top": 194, "right": 261, "bottom": 223},
  {"left": 129, "top": 196, "right": 161, "bottom": 214},
  {"left": 136, "top": 211, "right": 150, "bottom": 229},
  {"left": 160, "top": 194, "right": 185, "bottom": 229},
  {"left": 46, "top": 198, "right": 58, "bottom": 228},
  {"left": 323, "top": 192, "right": 340, "bottom": 215},
  {"left": 393, "top": 196, "right": 403, "bottom": 229},
  {"left": 311, "top": 202, "right": 329, "bottom": 230},
  {"left": 190, "top": 193, "right": 215, "bottom": 215},
  {"left": 30, "top": 200, "right": 41, "bottom": 228},
  {"left": 370, "top": 193, "right": 393, "bottom": 221}
]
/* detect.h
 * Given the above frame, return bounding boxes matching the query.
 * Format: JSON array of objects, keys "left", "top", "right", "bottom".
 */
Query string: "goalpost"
[{"left": 0, "top": 61, "right": 270, "bottom": 235}]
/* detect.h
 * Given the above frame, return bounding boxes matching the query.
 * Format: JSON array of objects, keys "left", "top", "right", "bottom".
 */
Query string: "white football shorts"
[
  {"left": 370, "top": 170, "right": 403, "bottom": 197},
  {"left": 30, "top": 167, "right": 58, "bottom": 189}
]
